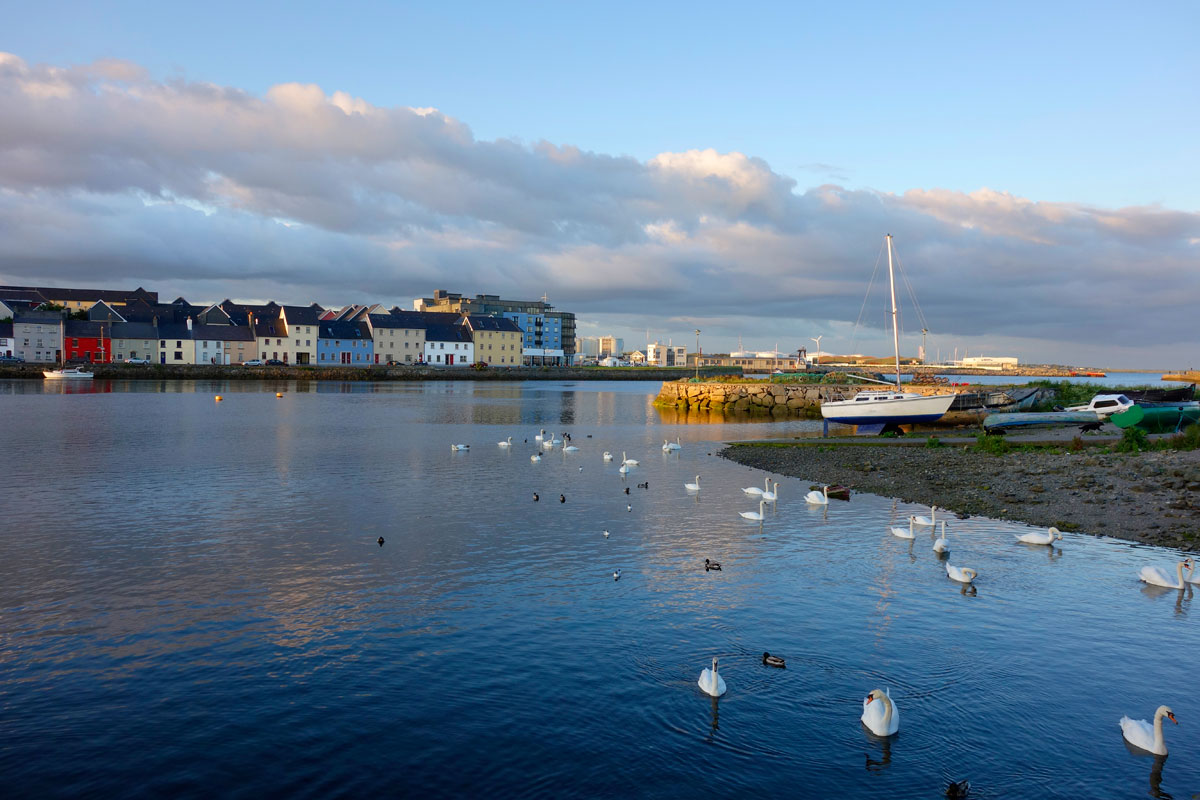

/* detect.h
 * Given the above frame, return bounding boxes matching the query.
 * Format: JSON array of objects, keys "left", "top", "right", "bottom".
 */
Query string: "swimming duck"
[
  {"left": 624, "top": 487, "right": 630, "bottom": 494},
  {"left": 533, "top": 493, "right": 539, "bottom": 502},
  {"left": 613, "top": 568, "right": 621, "bottom": 581},
  {"left": 603, "top": 530, "right": 610, "bottom": 538},
  {"left": 704, "top": 558, "right": 722, "bottom": 571},
  {"left": 377, "top": 537, "right": 385, "bottom": 547},
  {"left": 762, "top": 652, "right": 786, "bottom": 668},
  {"left": 945, "top": 779, "right": 971, "bottom": 799},
  {"left": 559, "top": 494, "right": 566, "bottom": 503},
  {"left": 603, "top": 451, "right": 613, "bottom": 461},
  {"left": 627, "top": 504, "right": 632, "bottom": 512}
]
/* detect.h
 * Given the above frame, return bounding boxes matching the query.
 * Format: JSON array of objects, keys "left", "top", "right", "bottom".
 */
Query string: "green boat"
[{"left": 1110, "top": 404, "right": 1200, "bottom": 434}]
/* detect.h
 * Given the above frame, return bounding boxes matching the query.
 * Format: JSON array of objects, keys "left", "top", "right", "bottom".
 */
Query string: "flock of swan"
[{"left": 459, "top": 427, "right": 1191, "bottom": 763}]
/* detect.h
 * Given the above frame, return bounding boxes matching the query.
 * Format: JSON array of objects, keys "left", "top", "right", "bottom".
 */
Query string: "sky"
[{"left": 2, "top": 1, "right": 1198, "bottom": 367}]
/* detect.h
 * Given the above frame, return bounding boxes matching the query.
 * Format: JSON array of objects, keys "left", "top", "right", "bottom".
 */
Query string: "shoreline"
[
  {"left": 0, "top": 364, "right": 729, "bottom": 382},
  {"left": 720, "top": 440, "right": 1200, "bottom": 552}
]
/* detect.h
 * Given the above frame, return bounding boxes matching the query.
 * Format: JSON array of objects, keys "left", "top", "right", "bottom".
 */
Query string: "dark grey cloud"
[{"left": 1, "top": 52, "right": 1197, "bottom": 363}]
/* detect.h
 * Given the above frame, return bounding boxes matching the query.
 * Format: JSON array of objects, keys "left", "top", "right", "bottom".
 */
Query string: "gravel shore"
[{"left": 720, "top": 442, "right": 1200, "bottom": 551}]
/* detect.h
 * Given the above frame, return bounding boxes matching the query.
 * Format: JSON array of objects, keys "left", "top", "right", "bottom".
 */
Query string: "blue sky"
[{"left": 3, "top": 1, "right": 1199, "bottom": 366}]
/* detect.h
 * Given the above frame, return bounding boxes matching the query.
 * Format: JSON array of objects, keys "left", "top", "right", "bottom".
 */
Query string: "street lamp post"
[{"left": 694, "top": 329, "right": 701, "bottom": 380}]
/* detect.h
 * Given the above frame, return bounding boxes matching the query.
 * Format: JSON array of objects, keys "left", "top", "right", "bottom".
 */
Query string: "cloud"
[{"left": 1, "top": 52, "right": 1198, "bottom": 363}]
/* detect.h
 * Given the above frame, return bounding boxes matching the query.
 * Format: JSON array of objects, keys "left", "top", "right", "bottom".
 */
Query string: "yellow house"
[
  {"left": 464, "top": 315, "right": 523, "bottom": 366},
  {"left": 368, "top": 311, "right": 429, "bottom": 365}
]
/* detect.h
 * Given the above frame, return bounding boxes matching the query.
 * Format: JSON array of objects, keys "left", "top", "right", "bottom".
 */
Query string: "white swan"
[
  {"left": 497, "top": 436, "right": 512, "bottom": 447},
  {"left": 534, "top": 429, "right": 545, "bottom": 441},
  {"left": 698, "top": 657, "right": 727, "bottom": 697},
  {"left": 662, "top": 439, "right": 672, "bottom": 452},
  {"left": 739, "top": 500, "right": 767, "bottom": 521},
  {"left": 1187, "top": 561, "right": 1200, "bottom": 585},
  {"left": 1120, "top": 705, "right": 1177, "bottom": 756},
  {"left": 549, "top": 433, "right": 563, "bottom": 444},
  {"left": 911, "top": 506, "right": 937, "bottom": 526},
  {"left": 932, "top": 521, "right": 949, "bottom": 554},
  {"left": 743, "top": 477, "right": 769, "bottom": 496},
  {"left": 1016, "top": 527, "right": 1062, "bottom": 545},
  {"left": 663, "top": 436, "right": 681, "bottom": 451},
  {"left": 603, "top": 451, "right": 613, "bottom": 462},
  {"left": 622, "top": 451, "right": 639, "bottom": 466},
  {"left": 805, "top": 485, "right": 829, "bottom": 505},
  {"left": 1139, "top": 559, "right": 1194, "bottom": 589},
  {"left": 684, "top": 475, "right": 701, "bottom": 492},
  {"left": 890, "top": 518, "right": 915, "bottom": 539},
  {"left": 861, "top": 688, "right": 899, "bottom": 736},
  {"left": 530, "top": 453, "right": 541, "bottom": 462},
  {"left": 450, "top": 444, "right": 469, "bottom": 451},
  {"left": 946, "top": 564, "right": 977, "bottom": 584},
  {"left": 619, "top": 464, "right": 630, "bottom": 474},
  {"left": 563, "top": 445, "right": 579, "bottom": 452},
  {"left": 762, "top": 481, "right": 779, "bottom": 503}
]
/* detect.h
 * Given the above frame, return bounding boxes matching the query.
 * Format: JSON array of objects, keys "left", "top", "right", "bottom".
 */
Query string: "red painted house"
[{"left": 63, "top": 320, "right": 113, "bottom": 364}]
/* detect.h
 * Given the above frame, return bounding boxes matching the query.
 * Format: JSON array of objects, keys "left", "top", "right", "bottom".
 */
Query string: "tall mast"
[{"left": 887, "top": 234, "right": 901, "bottom": 389}]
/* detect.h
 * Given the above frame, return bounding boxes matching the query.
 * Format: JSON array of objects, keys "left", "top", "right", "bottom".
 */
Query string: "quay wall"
[{"left": 653, "top": 380, "right": 964, "bottom": 417}]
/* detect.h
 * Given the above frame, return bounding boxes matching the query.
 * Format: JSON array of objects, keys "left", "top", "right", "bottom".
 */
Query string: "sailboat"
[{"left": 820, "top": 235, "right": 956, "bottom": 426}]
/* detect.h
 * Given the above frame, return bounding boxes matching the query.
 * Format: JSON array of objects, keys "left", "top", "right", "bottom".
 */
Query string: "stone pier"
[{"left": 652, "top": 380, "right": 962, "bottom": 417}]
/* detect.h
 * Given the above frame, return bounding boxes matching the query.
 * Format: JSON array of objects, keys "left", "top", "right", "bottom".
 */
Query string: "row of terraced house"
[{"left": 0, "top": 285, "right": 577, "bottom": 367}]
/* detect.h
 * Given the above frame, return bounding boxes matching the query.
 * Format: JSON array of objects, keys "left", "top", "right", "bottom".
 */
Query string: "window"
[
  {"left": 174, "top": 351, "right": 183, "bottom": 361},
  {"left": 176, "top": 341, "right": 182, "bottom": 348},
  {"left": 305, "top": 340, "right": 310, "bottom": 346},
  {"left": 72, "top": 338, "right": 79, "bottom": 346}
]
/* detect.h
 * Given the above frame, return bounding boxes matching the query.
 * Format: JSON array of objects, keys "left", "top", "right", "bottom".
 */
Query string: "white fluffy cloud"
[{"left": 1, "top": 52, "right": 1197, "bottom": 363}]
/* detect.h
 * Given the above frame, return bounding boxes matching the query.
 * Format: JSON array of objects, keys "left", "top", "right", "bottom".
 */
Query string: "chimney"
[{"left": 186, "top": 317, "right": 193, "bottom": 331}]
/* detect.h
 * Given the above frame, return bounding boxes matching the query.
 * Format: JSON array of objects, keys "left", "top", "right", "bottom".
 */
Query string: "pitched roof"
[
  {"left": 110, "top": 321, "right": 159, "bottom": 340},
  {"left": 192, "top": 323, "right": 256, "bottom": 342},
  {"left": 425, "top": 322, "right": 471, "bottom": 343},
  {"left": 281, "top": 304, "right": 323, "bottom": 326},
  {"left": 465, "top": 315, "right": 522, "bottom": 333},
  {"left": 87, "top": 300, "right": 127, "bottom": 322},
  {"left": 64, "top": 320, "right": 109, "bottom": 337},
  {"left": 13, "top": 308, "right": 63, "bottom": 323},
  {"left": 158, "top": 322, "right": 193, "bottom": 340},
  {"left": 318, "top": 320, "right": 370, "bottom": 340}
]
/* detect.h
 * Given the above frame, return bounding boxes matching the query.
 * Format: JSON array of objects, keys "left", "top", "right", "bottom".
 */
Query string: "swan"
[
  {"left": 684, "top": 475, "right": 701, "bottom": 492},
  {"left": 662, "top": 439, "right": 672, "bottom": 452},
  {"left": 622, "top": 452, "right": 639, "bottom": 466},
  {"left": 698, "top": 657, "right": 727, "bottom": 697},
  {"left": 890, "top": 518, "right": 916, "bottom": 539},
  {"left": 497, "top": 436, "right": 512, "bottom": 447},
  {"left": 762, "top": 652, "right": 786, "bottom": 668},
  {"left": 744, "top": 477, "right": 769, "bottom": 496},
  {"left": 1139, "top": 559, "right": 1194, "bottom": 589},
  {"left": 946, "top": 564, "right": 977, "bottom": 584},
  {"left": 603, "top": 530, "right": 610, "bottom": 538},
  {"left": 603, "top": 451, "right": 613, "bottom": 461},
  {"left": 911, "top": 506, "right": 937, "bottom": 526},
  {"left": 1187, "top": 560, "right": 1200, "bottom": 585},
  {"left": 1016, "top": 527, "right": 1062, "bottom": 545},
  {"left": 762, "top": 481, "right": 779, "bottom": 503},
  {"left": 563, "top": 445, "right": 579, "bottom": 452},
  {"left": 704, "top": 558, "right": 721, "bottom": 571},
  {"left": 1120, "top": 705, "right": 1177, "bottom": 756},
  {"left": 534, "top": 429, "right": 545, "bottom": 441},
  {"left": 530, "top": 453, "right": 541, "bottom": 462},
  {"left": 739, "top": 500, "right": 768, "bottom": 521},
  {"left": 663, "top": 436, "right": 681, "bottom": 451},
  {"left": 861, "top": 688, "right": 899, "bottom": 736},
  {"left": 805, "top": 485, "right": 829, "bottom": 505},
  {"left": 619, "top": 464, "right": 630, "bottom": 474},
  {"left": 613, "top": 568, "right": 621, "bottom": 581},
  {"left": 549, "top": 434, "right": 563, "bottom": 444},
  {"left": 932, "top": 521, "right": 949, "bottom": 554},
  {"left": 450, "top": 444, "right": 469, "bottom": 451}
]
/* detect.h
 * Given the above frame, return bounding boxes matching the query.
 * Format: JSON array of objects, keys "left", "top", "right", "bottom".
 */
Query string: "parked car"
[
  {"left": 242, "top": 359, "right": 263, "bottom": 366},
  {"left": 0, "top": 355, "right": 25, "bottom": 363},
  {"left": 386, "top": 360, "right": 402, "bottom": 366},
  {"left": 124, "top": 357, "right": 151, "bottom": 364},
  {"left": 265, "top": 359, "right": 285, "bottom": 366}
]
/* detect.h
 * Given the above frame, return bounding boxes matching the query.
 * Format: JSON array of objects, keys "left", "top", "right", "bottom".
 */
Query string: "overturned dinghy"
[{"left": 982, "top": 410, "right": 1100, "bottom": 433}]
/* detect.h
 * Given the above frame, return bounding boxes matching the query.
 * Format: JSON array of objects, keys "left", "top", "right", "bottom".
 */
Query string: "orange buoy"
[
  {"left": 276, "top": 392, "right": 283, "bottom": 398},
  {"left": 215, "top": 395, "right": 223, "bottom": 402}
]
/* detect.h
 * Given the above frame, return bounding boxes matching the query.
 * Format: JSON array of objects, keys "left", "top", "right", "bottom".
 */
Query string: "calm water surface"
[{"left": 1, "top": 379, "right": 1197, "bottom": 798}]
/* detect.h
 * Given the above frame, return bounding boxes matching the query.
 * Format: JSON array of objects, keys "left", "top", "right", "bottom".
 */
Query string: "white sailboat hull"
[
  {"left": 821, "top": 391, "right": 955, "bottom": 425},
  {"left": 43, "top": 368, "right": 94, "bottom": 380}
]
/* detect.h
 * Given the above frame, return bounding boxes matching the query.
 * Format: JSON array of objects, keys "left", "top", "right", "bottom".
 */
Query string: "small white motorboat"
[{"left": 43, "top": 367, "right": 94, "bottom": 380}]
